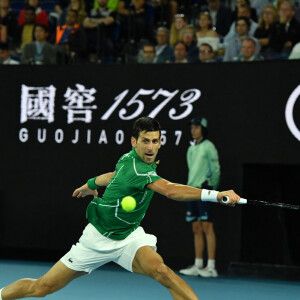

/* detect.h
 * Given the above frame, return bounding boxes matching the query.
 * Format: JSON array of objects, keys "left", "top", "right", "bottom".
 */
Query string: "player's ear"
[{"left": 131, "top": 136, "right": 137, "bottom": 147}]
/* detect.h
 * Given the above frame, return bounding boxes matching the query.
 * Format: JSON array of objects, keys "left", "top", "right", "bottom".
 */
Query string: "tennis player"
[{"left": 0, "top": 117, "right": 240, "bottom": 300}]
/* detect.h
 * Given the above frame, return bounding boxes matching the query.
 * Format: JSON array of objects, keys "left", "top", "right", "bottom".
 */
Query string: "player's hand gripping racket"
[{"left": 221, "top": 196, "right": 300, "bottom": 210}]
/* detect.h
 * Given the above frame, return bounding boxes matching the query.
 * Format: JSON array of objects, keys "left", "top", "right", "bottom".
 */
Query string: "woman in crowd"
[
  {"left": 169, "top": 13, "right": 187, "bottom": 46},
  {"left": 254, "top": 4, "right": 278, "bottom": 55},
  {"left": 196, "top": 12, "right": 219, "bottom": 52},
  {"left": 181, "top": 24, "right": 198, "bottom": 62}
]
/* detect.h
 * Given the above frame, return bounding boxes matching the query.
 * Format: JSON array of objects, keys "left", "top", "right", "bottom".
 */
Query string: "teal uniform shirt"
[
  {"left": 86, "top": 148, "right": 162, "bottom": 240},
  {"left": 187, "top": 139, "right": 220, "bottom": 189}
]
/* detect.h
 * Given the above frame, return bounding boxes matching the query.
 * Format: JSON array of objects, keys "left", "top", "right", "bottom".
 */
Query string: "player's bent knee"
[
  {"left": 153, "top": 263, "right": 175, "bottom": 286},
  {"left": 32, "top": 281, "right": 58, "bottom": 297}
]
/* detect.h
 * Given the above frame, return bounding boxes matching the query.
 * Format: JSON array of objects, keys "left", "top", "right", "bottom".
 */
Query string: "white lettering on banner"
[
  {"left": 18, "top": 128, "right": 183, "bottom": 145},
  {"left": 72, "top": 129, "right": 79, "bottom": 144},
  {"left": 19, "top": 128, "right": 28, "bottom": 142},
  {"left": 161, "top": 130, "right": 167, "bottom": 145},
  {"left": 87, "top": 129, "right": 91, "bottom": 144},
  {"left": 115, "top": 130, "right": 124, "bottom": 145},
  {"left": 101, "top": 88, "right": 201, "bottom": 120},
  {"left": 98, "top": 130, "right": 108, "bottom": 144},
  {"left": 55, "top": 129, "right": 64, "bottom": 143},
  {"left": 37, "top": 128, "right": 46, "bottom": 143},
  {"left": 62, "top": 84, "right": 97, "bottom": 124},
  {"left": 285, "top": 85, "right": 300, "bottom": 142},
  {"left": 169, "top": 89, "right": 201, "bottom": 120},
  {"left": 20, "top": 85, "right": 56, "bottom": 123},
  {"left": 175, "top": 130, "right": 182, "bottom": 145}
]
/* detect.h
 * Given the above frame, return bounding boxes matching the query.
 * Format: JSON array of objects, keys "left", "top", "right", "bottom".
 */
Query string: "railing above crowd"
[{"left": 0, "top": 0, "right": 300, "bottom": 64}]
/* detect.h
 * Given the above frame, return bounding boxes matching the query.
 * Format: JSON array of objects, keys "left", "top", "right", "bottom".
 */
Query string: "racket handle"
[{"left": 221, "top": 196, "right": 247, "bottom": 204}]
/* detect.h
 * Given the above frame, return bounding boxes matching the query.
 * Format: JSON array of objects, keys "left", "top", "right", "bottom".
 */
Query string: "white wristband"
[
  {"left": 0, "top": 288, "right": 3, "bottom": 300},
  {"left": 201, "top": 189, "right": 219, "bottom": 202}
]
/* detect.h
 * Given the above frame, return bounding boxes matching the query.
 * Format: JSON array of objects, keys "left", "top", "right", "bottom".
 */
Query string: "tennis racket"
[{"left": 222, "top": 196, "right": 300, "bottom": 210}]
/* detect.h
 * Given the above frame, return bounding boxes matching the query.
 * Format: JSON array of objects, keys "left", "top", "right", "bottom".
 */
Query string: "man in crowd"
[
  {"left": 203, "top": 0, "right": 232, "bottom": 37},
  {"left": 56, "top": 9, "right": 87, "bottom": 63},
  {"left": 269, "top": 1, "right": 300, "bottom": 57},
  {"left": 171, "top": 41, "right": 188, "bottom": 63},
  {"left": 0, "top": 41, "right": 19, "bottom": 64},
  {"left": 14, "top": 5, "right": 36, "bottom": 49},
  {"left": 155, "top": 27, "right": 173, "bottom": 63},
  {"left": 223, "top": 16, "right": 260, "bottom": 62},
  {"left": 198, "top": 43, "right": 215, "bottom": 62},
  {"left": 83, "top": 0, "right": 115, "bottom": 62},
  {"left": 21, "top": 23, "right": 56, "bottom": 64},
  {"left": 224, "top": 4, "right": 257, "bottom": 43},
  {"left": 237, "top": 37, "right": 263, "bottom": 61},
  {"left": 138, "top": 43, "right": 156, "bottom": 63}
]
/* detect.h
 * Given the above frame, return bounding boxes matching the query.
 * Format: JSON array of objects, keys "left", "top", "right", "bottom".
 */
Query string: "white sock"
[
  {"left": 195, "top": 258, "right": 203, "bottom": 268},
  {"left": 207, "top": 259, "right": 215, "bottom": 269},
  {"left": 0, "top": 288, "right": 3, "bottom": 300}
]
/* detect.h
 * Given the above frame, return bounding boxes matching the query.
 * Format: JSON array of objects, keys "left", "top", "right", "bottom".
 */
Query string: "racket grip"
[{"left": 221, "top": 196, "right": 247, "bottom": 204}]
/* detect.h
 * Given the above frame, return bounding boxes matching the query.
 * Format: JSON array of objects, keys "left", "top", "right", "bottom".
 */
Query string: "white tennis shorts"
[{"left": 60, "top": 223, "right": 157, "bottom": 273}]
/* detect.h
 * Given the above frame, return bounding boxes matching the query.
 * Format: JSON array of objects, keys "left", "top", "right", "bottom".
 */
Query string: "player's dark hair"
[{"left": 132, "top": 117, "right": 161, "bottom": 140}]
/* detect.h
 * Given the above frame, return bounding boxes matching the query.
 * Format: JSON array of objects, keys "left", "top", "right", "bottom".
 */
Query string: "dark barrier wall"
[{"left": 0, "top": 61, "right": 299, "bottom": 270}]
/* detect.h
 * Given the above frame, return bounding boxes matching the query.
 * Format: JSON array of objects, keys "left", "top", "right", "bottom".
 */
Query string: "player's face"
[
  {"left": 190, "top": 125, "right": 203, "bottom": 141},
  {"left": 131, "top": 131, "right": 161, "bottom": 165}
]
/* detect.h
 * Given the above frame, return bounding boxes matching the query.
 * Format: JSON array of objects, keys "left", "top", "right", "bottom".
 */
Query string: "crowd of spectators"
[{"left": 0, "top": 0, "right": 300, "bottom": 64}]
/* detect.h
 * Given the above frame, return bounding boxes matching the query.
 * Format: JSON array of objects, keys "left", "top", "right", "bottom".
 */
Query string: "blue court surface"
[{"left": 1, "top": 259, "right": 300, "bottom": 300}]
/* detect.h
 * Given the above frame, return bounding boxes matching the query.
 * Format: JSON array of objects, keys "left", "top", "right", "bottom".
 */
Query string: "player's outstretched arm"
[
  {"left": 147, "top": 179, "right": 240, "bottom": 205},
  {"left": 72, "top": 171, "right": 115, "bottom": 198}
]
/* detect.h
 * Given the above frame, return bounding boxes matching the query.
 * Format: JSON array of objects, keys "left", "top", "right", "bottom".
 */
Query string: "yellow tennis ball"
[{"left": 121, "top": 196, "right": 136, "bottom": 212}]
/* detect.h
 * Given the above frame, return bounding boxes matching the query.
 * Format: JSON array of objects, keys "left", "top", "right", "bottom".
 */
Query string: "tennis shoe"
[
  {"left": 179, "top": 265, "right": 201, "bottom": 276},
  {"left": 197, "top": 266, "right": 218, "bottom": 278}
]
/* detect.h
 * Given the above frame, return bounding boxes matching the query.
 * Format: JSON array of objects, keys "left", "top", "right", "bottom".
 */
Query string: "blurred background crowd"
[{"left": 0, "top": 0, "right": 300, "bottom": 64}]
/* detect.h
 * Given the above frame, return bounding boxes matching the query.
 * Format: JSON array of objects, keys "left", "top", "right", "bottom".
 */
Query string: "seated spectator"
[
  {"left": 196, "top": 11, "right": 219, "bottom": 52},
  {"left": 154, "top": 26, "right": 173, "bottom": 63},
  {"left": 138, "top": 43, "right": 155, "bottom": 63},
  {"left": 54, "top": 0, "right": 69, "bottom": 17},
  {"left": 117, "top": 0, "right": 148, "bottom": 43},
  {"left": 21, "top": 23, "right": 56, "bottom": 64},
  {"left": 56, "top": 9, "right": 87, "bottom": 63},
  {"left": 149, "top": 0, "right": 178, "bottom": 28},
  {"left": 224, "top": 4, "right": 257, "bottom": 43},
  {"left": 181, "top": 25, "right": 198, "bottom": 62},
  {"left": 0, "top": 41, "right": 19, "bottom": 63},
  {"left": 93, "top": 0, "right": 120, "bottom": 12},
  {"left": 231, "top": 0, "right": 257, "bottom": 23},
  {"left": 59, "top": 0, "right": 87, "bottom": 26},
  {"left": 223, "top": 16, "right": 260, "bottom": 61},
  {"left": 0, "top": 0, "right": 17, "bottom": 44},
  {"left": 83, "top": 0, "right": 115, "bottom": 62},
  {"left": 18, "top": 0, "right": 49, "bottom": 28},
  {"left": 289, "top": 41, "right": 300, "bottom": 59},
  {"left": 254, "top": 4, "right": 278, "bottom": 56},
  {"left": 169, "top": 13, "right": 187, "bottom": 46},
  {"left": 202, "top": 0, "right": 232, "bottom": 37},
  {"left": 0, "top": 18, "right": 6, "bottom": 41},
  {"left": 269, "top": 1, "right": 300, "bottom": 58},
  {"left": 236, "top": 37, "right": 263, "bottom": 61},
  {"left": 168, "top": 41, "right": 188, "bottom": 63},
  {"left": 250, "top": 0, "right": 269, "bottom": 16},
  {"left": 15, "top": 5, "right": 36, "bottom": 49},
  {"left": 274, "top": 0, "right": 285, "bottom": 11},
  {"left": 198, "top": 42, "right": 215, "bottom": 62}
]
